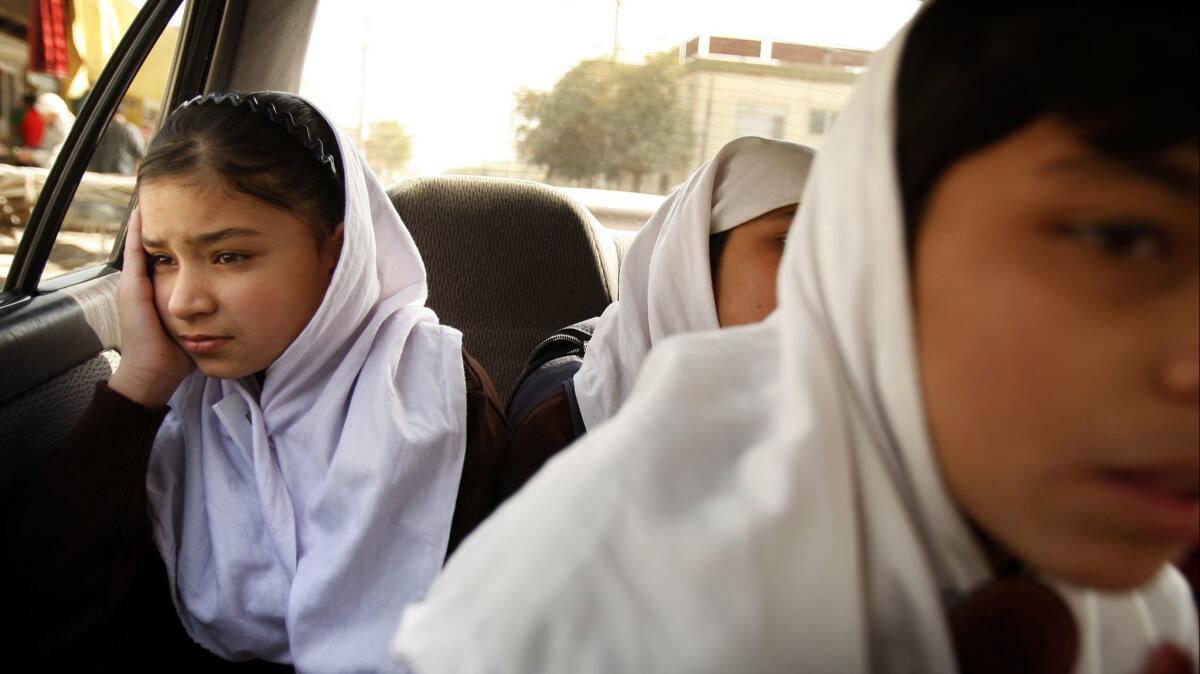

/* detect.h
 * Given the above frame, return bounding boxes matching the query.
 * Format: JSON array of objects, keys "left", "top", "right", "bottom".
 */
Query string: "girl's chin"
[
  {"left": 1028, "top": 542, "right": 1181, "bottom": 592},
  {"left": 194, "top": 359, "right": 261, "bottom": 381},
  {"left": 969, "top": 516, "right": 1181, "bottom": 592}
]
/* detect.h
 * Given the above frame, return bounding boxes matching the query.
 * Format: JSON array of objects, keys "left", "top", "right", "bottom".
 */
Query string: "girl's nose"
[
  {"left": 1159, "top": 350, "right": 1199, "bottom": 403},
  {"left": 167, "top": 266, "right": 217, "bottom": 320},
  {"left": 1159, "top": 277, "right": 1199, "bottom": 404}
]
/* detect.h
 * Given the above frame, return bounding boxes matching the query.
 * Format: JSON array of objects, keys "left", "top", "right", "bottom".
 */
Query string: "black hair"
[
  {"left": 896, "top": 0, "right": 1198, "bottom": 247},
  {"left": 137, "top": 91, "right": 345, "bottom": 243},
  {"left": 709, "top": 228, "right": 732, "bottom": 279}
]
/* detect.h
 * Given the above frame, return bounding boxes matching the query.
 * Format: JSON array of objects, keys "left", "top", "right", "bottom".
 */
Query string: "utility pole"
[
  {"left": 611, "top": 0, "right": 622, "bottom": 61},
  {"left": 358, "top": 15, "right": 369, "bottom": 156}
]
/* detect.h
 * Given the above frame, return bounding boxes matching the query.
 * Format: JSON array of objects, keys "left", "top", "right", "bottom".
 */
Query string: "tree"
[
  {"left": 362, "top": 120, "right": 413, "bottom": 180},
  {"left": 516, "top": 52, "right": 693, "bottom": 191},
  {"left": 516, "top": 60, "right": 614, "bottom": 184}
]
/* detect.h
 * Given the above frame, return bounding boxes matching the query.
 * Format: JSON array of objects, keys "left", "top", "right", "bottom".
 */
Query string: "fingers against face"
[{"left": 123, "top": 207, "right": 145, "bottom": 279}]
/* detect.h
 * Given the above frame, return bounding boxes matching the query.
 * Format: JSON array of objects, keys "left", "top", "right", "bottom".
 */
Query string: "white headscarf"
[
  {"left": 572, "top": 136, "right": 815, "bottom": 430},
  {"left": 30, "top": 93, "right": 76, "bottom": 166},
  {"left": 33, "top": 92, "right": 73, "bottom": 122},
  {"left": 146, "top": 94, "right": 467, "bottom": 673},
  {"left": 392, "top": 18, "right": 1198, "bottom": 674}
]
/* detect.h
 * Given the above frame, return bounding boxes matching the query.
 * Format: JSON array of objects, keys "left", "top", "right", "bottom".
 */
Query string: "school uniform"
[
  {"left": 500, "top": 387, "right": 574, "bottom": 500},
  {"left": 4, "top": 354, "right": 502, "bottom": 671},
  {"left": 394, "top": 17, "right": 1198, "bottom": 674},
  {"left": 502, "top": 137, "right": 815, "bottom": 498}
]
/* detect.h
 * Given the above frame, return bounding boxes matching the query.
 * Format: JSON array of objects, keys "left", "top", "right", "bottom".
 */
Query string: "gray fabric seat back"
[{"left": 388, "top": 176, "right": 619, "bottom": 399}]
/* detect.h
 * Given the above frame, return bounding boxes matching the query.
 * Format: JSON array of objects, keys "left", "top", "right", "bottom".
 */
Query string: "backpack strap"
[
  {"left": 505, "top": 318, "right": 599, "bottom": 428},
  {"left": 562, "top": 377, "right": 587, "bottom": 438}
]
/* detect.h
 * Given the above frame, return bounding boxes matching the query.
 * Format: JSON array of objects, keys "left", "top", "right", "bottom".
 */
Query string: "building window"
[
  {"left": 709, "top": 37, "right": 762, "bottom": 59},
  {"left": 736, "top": 104, "right": 786, "bottom": 139},
  {"left": 809, "top": 108, "right": 837, "bottom": 135}
]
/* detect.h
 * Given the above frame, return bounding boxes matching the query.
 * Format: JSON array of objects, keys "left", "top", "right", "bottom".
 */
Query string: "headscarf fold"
[
  {"left": 147, "top": 93, "right": 467, "bottom": 673},
  {"left": 573, "top": 136, "right": 814, "bottom": 429}
]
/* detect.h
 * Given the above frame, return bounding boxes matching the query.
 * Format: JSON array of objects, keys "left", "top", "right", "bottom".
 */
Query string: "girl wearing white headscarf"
[
  {"left": 5, "top": 92, "right": 505, "bottom": 672},
  {"left": 393, "top": 1, "right": 1198, "bottom": 672},
  {"left": 25, "top": 92, "right": 76, "bottom": 167},
  {"left": 501, "top": 137, "right": 814, "bottom": 498}
]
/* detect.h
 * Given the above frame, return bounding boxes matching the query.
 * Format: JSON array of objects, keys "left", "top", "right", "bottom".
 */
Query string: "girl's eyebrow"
[
  {"left": 190, "top": 228, "right": 264, "bottom": 245},
  {"left": 140, "top": 228, "right": 263, "bottom": 250},
  {"left": 1043, "top": 156, "right": 1199, "bottom": 196}
]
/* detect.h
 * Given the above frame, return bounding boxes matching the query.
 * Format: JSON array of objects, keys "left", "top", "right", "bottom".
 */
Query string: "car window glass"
[
  {"left": 300, "top": 0, "right": 919, "bottom": 225},
  {"left": 0, "top": 0, "right": 184, "bottom": 286}
]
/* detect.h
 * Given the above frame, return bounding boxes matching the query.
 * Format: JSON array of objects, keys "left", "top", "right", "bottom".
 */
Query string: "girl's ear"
[{"left": 324, "top": 223, "right": 345, "bottom": 276}]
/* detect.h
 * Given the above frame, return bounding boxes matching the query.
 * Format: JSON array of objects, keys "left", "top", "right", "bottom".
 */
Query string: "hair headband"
[{"left": 179, "top": 92, "right": 339, "bottom": 177}]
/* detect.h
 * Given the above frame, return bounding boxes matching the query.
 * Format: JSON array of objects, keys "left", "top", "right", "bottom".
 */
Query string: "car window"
[
  {"left": 300, "top": 0, "right": 918, "bottom": 216},
  {"left": 0, "top": 0, "right": 184, "bottom": 287}
]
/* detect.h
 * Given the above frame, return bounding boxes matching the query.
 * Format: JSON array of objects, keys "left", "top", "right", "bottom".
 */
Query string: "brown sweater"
[
  {"left": 498, "top": 387, "right": 576, "bottom": 501},
  {"left": 2, "top": 350, "right": 505, "bottom": 671}
]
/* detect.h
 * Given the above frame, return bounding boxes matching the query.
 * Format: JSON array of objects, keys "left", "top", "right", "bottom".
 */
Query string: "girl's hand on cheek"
[{"left": 109, "top": 207, "right": 195, "bottom": 408}]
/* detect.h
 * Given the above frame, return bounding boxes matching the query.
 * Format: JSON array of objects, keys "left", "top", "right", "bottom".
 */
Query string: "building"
[{"left": 675, "top": 35, "right": 869, "bottom": 185}]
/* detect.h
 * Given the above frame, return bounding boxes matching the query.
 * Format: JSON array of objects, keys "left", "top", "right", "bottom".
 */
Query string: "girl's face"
[
  {"left": 139, "top": 179, "right": 343, "bottom": 380},
  {"left": 712, "top": 204, "right": 797, "bottom": 327},
  {"left": 914, "top": 117, "right": 1199, "bottom": 590}
]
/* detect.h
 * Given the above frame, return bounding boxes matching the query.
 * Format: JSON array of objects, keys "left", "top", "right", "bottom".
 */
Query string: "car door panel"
[{"left": 0, "top": 0, "right": 206, "bottom": 493}]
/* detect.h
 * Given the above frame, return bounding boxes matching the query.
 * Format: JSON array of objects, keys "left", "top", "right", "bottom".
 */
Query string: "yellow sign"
[{"left": 66, "top": 0, "right": 179, "bottom": 106}]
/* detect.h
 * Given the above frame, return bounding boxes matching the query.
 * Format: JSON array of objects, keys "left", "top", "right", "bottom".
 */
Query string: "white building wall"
[{"left": 684, "top": 69, "right": 856, "bottom": 169}]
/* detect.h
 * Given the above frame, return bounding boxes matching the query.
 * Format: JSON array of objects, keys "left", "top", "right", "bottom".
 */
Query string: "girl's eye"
[
  {"left": 213, "top": 252, "right": 249, "bottom": 265},
  {"left": 1064, "top": 220, "right": 1170, "bottom": 261},
  {"left": 147, "top": 254, "right": 174, "bottom": 268}
]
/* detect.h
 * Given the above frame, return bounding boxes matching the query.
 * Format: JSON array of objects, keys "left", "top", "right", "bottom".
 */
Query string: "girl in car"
[
  {"left": 7, "top": 91, "right": 505, "bottom": 671},
  {"left": 395, "top": 1, "right": 1199, "bottom": 672},
  {"left": 502, "top": 136, "right": 814, "bottom": 498}
]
